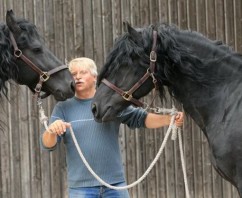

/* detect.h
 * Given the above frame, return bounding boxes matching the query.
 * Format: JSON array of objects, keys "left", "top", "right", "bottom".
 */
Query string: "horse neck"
[
  {"left": 161, "top": 32, "right": 242, "bottom": 131},
  {"left": 172, "top": 80, "right": 224, "bottom": 131}
]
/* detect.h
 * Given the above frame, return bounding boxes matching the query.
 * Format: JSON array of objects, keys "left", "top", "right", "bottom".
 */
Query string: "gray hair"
[{"left": 68, "top": 57, "right": 98, "bottom": 76}]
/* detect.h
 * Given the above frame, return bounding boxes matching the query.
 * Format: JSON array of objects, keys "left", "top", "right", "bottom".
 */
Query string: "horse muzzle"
[{"left": 51, "top": 80, "right": 75, "bottom": 101}]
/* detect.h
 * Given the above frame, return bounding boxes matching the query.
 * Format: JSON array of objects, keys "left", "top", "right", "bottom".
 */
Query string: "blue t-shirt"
[{"left": 41, "top": 97, "right": 147, "bottom": 188}]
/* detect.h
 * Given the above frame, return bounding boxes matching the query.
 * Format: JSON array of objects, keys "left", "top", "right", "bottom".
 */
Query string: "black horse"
[
  {"left": 92, "top": 22, "right": 242, "bottom": 196},
  {"left": 0, "top": 10, "right": 75, "bottom": 100}
]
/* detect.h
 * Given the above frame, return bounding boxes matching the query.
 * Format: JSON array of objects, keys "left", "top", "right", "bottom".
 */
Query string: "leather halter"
[
  {"left": 101, "top": 31, "right": 158, "bottom": 107},
  {"left": 9, "top": 31, "right": 68, "bottom": 98}
]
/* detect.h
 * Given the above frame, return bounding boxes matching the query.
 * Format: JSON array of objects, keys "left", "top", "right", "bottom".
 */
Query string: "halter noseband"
[
  {"left": 9, "top": 31, "right": 68, "bottom": 98},
  {"left": 101, "top": 30, "right": 158, "bottom": 107}
]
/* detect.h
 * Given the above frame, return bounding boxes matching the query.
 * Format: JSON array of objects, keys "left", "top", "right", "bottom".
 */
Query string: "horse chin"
[
  {"left": 53, "top": 91, "right": 74, "bottom": 101},
  {"left": 53, "top": 94, "right": 67, "bottom": 101},
  {"left": 95, "top": 107, "right": 119, "bottom": 123}
]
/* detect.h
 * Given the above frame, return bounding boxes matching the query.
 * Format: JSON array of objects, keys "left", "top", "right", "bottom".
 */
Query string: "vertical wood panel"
[
  {"left": 93, "top": 0, "right": 104, "bottom": 67},
  {"left": 101, "top": 0, "right": 113, "bottom": 60},
  {"left": 73, "top": 0, "right": 84, "bottom": 57},
  {"left": 82, "top": 0, "right": 94, "bottom": 58}
]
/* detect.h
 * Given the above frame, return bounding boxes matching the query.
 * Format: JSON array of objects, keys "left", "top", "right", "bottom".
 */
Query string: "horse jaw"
[{"left": 92, "top": 89, "right": 130, "bottom": 122}]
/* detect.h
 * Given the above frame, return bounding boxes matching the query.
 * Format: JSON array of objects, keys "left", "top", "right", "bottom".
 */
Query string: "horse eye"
[{"left": 32, "top": 47, "right": 43, "bottom": 53}]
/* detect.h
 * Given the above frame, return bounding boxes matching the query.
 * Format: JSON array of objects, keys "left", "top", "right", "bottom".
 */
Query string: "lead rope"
[{"left": 38, "top": 99, "right": 190, "bottom": 197}]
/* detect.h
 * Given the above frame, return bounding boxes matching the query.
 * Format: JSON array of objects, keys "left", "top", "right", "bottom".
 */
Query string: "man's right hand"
[{"left": 48, "top": 120, "right": 71, "bottom": 136}]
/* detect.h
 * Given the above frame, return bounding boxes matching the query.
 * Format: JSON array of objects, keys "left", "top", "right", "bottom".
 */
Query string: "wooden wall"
[{"left": 0, "top": 0, "right": 242, "bottom": 197}]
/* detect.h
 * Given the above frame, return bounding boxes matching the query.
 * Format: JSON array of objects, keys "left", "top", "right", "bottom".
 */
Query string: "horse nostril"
[
  {"left": 91, "top": 103, "right": 97, "bottom": 116},
  {"left": 70, "top": 81, "right": 75, "bottom": 92}
]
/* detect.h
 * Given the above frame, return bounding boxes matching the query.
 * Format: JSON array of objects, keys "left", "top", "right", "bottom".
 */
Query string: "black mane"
[
  {"left": 99, "top": 23, "right": 242, "bottom": 99},
  {"left": 0, "top": 23, "right": 17, "bottom": 97}
]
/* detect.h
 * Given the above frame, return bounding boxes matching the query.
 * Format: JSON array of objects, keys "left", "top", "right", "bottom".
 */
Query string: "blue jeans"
[{"left": 68, "top": 182, "right": 130, "bottom": 198}]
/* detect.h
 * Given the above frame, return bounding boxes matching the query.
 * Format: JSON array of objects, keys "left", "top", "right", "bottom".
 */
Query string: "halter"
[
  {"left": 9, "top": 31, "right": 68, "bottom": 98},
  {"left": 101, "top": 31, "right": 158, "bottom": 108}
]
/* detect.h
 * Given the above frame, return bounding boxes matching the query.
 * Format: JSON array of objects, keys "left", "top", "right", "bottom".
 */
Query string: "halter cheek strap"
[
  {"left": 101, "top": 30, "right": 158, "bottom": 108},
  {"left": 9, "top": 31, "right": 68, "bottom": 98}
]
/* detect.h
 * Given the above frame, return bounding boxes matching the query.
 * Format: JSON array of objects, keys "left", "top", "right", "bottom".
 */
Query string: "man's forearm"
[
  {"left": 145, "top": 114, "right": 171, "bottom": 128},
  {"left": 42, "top": 131, "right": 57, "bottom": 148}
]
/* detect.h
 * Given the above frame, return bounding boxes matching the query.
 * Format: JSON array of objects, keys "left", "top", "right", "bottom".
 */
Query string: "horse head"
[
  {"left": 0, "top": 10, "right": 75, "bottom": 101},
  {"left": 92, "top": 22, "right": 230, "bottom": 123},
  {"left": 92, "top": 22, "right": 156, "bottom": 122}
]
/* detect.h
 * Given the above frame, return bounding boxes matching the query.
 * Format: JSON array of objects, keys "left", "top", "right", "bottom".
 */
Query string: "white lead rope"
[
  {"left": 38, "top": 101, "right": 190, "bottom": 197},
  {"left": 69, "top": 116, "right": 175, "bottom": 190}
]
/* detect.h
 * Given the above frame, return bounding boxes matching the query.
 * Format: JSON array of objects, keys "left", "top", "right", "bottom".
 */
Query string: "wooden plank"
[
  {"left": 121, "top": 0, "right": 131, "bottom": 25},
  {"left": 234, "top": 0, "right": 242, "bottom": 53},
  {"left": 130, "top": 0, "right": 140, "bottom": 26},
  {"left": 111, "top": 0, "right": 122, "bottom": 41},
  {"left": 82, "top": 0, "right": 94, "bottom": 58},
  {"left": 144, "top": 128, "right": 157, "bottom": 198},
  {"left": 224, "top": 0, "right": 235, "bottom": 47},
  {"left": 92, "top": 0, "right": 104, "bottom": 67},
  {"left": 192, "top": 124, "right": 204, "bottom": 197},
  {"left": 18, "top": 86, "right": 31, "bottom": 198},
  {"left": 149, "top": 0, "right": 159, "bottom": 24},
  {"left": 8, "top": 85, "right": 21, "bottom": 198},
  {"left": 186, "top": 0, "right": 197, "bottom": 30},
  {"left": 62, "top": 0, "right": 75, "bottom": 59},
  {"left": 53, "top": 0, "right": 65, "bottom": 59},
  {"left": 101, "top": 0, "right": 113, "bottom": 61},
  {"left": 124, "top": 126, "right": 139, "bottom": 197},
  {"left": 72, "top": 0, "right": 84, "bottom": 57},
  {"left": 139, "top": 0, "right": 149, "bottom": 26},
  {"left": 0, "top": 84, "right": 11, "bottom": 198},
  {"left": 168, "top": 0, "right": 178, "bottom": 24},
  {"left": 177, "top": 0, "right": 188, "bottom": 29},
  {"left": 214, "top": 0, "right": 225, "bottom": 42},
  {"left": 205, "top": 0, "right": 216, "bottom": 39},
  {"left": 196, "top": 0, "right": 206, "bottom": 33},
  {"left": 36, "top": 2, "right": 54, "bottom": 198},
  {"left": 158, "top": 0, "right": 169, "bottom": 23}
]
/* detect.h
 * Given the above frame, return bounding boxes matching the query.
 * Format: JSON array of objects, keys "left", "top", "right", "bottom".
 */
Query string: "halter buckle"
[
  {"left": 40, "top": 72, "right": 50, "bottom": 82},
  {"left": 122, "top": 91, "right": 133, "bottom": 101},
  {"left": 34, "top": 83, "right": 42, "bottom": 93},
  {"left": 14, "top": 49, "right": 22, "bottom": 58},
  {"left": 150, "top": 51, "right": 157, "bottom": 62}
]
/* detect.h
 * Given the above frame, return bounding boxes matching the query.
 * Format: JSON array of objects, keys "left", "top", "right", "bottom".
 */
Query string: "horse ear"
[
  {"left": 123, "top": 21, "right": 130, "bottom": 32},
  {"left": 6, "top": 10, "right": 22, "bottom": 34},
  {"left": 123, "top": 21, "right": 142, "bottom": 43}
]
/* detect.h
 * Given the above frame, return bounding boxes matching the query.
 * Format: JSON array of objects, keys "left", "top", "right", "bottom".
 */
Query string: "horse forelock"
[
  {"left": 98, "top": 33, "right": 149, "bottom": 85},
  {"left": 16, "top": 19, "right": 42, "bottom": 48}
]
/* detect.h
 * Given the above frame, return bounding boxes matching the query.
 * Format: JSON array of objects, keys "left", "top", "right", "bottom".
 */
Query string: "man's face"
[{"left": 70, "top": 64, "right": 96, "bottom": 93}]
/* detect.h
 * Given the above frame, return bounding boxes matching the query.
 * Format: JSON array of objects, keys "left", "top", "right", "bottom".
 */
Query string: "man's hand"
[
  {"left": 175, "top": 112, "right": 184, "bottom": 127},
  {"left": 48, "top": 120, "right": 71, "bottom": 136}
]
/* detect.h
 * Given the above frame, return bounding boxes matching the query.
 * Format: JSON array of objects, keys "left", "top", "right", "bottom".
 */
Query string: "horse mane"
[
  {"left": 0, "top": 18, "right": 40, "bottom": 98},
  {"left": 153, "top": 24, "right": 242, "bottom": 98},
  {"left": 98, "top": 23, "right": 242, "bottom": 101}
]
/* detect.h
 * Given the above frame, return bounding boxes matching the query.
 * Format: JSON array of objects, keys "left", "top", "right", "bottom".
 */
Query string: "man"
[{"left": 41, "top": 57, "right": 184, "bottom": 198}]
